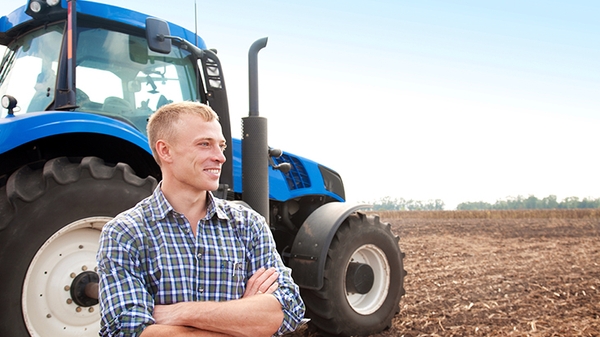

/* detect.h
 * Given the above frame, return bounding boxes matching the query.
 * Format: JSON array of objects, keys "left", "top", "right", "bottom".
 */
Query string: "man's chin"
[{"left": 207, "top": 183, "right": 222, "bottom": 193}]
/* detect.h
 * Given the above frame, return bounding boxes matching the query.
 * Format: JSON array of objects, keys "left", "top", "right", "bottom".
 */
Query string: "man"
[{"left": 97, "top": 101, "right": 305, "bottom": 337}]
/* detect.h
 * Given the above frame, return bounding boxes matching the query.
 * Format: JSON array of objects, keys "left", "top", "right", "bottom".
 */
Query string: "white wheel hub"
[
  {"left": 22, "top": 217, "right": 110, "bottom": 337},
  {"left": 344, "top": 244, "right": 390, "bottom": 315}
]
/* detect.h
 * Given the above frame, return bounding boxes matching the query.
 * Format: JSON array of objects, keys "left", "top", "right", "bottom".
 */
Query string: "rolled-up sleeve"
[
  {"left": 271, "top": 268, "right": 305, "bottom": 335},
  {"left": 249, "top": 216, "right": 305, "bottom": 335},
  {"left": 97, "top": 221, "right": 155, "bottom": 337}
]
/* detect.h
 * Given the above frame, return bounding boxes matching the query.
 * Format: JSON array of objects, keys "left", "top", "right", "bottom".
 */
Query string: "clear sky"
[{"left": 4, "top": 0, "right": 600, "bottom": 209}]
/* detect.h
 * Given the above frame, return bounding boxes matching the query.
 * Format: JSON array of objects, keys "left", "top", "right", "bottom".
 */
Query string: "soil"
[{"left": 290, "top": 212, "right": 600, "bottom": 336}]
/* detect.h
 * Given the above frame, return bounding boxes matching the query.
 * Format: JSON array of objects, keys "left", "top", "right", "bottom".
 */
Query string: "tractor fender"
[{"left": 288, "top": 202, "right": 370, "bottom": 290}]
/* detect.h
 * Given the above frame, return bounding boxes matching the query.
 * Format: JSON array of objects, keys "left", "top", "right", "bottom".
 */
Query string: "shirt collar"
[
  {"left": 206, "top": 192, "right": 229, "bottom": 221},
  {"left": 149, "top": 182, "right": 228, "bottom": 222}
]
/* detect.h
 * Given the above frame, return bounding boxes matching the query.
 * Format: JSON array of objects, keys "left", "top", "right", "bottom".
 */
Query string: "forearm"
[
  {"left": 140, "top": 324, "right": 232, "bottom": 337},
  {"left": 154, "top": 294, "right": 283, "bottom": 337}
]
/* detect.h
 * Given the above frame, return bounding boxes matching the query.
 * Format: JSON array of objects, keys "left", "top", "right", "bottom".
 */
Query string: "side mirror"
[{"left": 146, "top": 17, "right": 172, "bottom": 54}]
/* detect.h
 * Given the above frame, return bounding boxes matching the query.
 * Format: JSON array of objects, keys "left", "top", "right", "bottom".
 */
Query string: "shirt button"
[
  {"left": 198, "top": 287, "right": 204, "bottom": 293},
  {"left": 197, "top": 253, "right": 202, "bottom": 259}
]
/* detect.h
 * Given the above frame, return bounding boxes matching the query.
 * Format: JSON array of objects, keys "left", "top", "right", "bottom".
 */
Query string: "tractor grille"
[{"left": 274, "top": 154, "right": 311, "bottom": 190}]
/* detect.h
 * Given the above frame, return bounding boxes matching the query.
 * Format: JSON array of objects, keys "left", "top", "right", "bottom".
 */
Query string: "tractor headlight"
[
  {"left": 26, "top": 0, "right": 65, "bottom": 18},
  {"left": 28, "top": 0, "right": 43, "bottom": 13},
  {"left": 319, "top": 165, "right": 346, "bottom": 200}
]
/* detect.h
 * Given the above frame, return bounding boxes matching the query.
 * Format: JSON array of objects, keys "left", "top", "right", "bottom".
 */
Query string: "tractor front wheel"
[
  {"left": 302, "top": 212, "right": 406, "bottom": 336},
  {"left": 0, "top": 157, "right": 156, "bottom": 337}
]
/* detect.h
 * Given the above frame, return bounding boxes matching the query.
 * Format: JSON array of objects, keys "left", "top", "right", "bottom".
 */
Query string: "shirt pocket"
[{"left": 219, "top": 249, "right": 247, "bottom": 298}]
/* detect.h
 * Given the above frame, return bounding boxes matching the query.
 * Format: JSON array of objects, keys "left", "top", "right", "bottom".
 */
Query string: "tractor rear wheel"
[
  {"left": 0, "top": 157, "right": 156, "bottom": 337},
  {"left": 301, "top": 212, "right": 405, "bottom": 336}
]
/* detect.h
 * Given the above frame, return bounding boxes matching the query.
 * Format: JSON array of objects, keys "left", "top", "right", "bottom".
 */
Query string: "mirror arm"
[{"left": 161, "top": 35, "right": 205, "bottom": 58}]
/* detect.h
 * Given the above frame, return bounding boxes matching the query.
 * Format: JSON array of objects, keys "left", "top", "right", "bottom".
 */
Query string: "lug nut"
[
  {"left": 66, "top": 298, "right": 73, "bottom": 304},
  {"left": 76, "top": 307, "right": 82, "bottom": 313},
  {"left": 64, "top": 285, "right": 70, "bottom": 291},
  {"left": 82, "top": 265, "right": 88, "bottom": 271},
  {"left": 88, "top": 307, "right": 94, "bottom": 313},
  {"left": 70, "top": 272, "right": 76, "bottom": 278}
]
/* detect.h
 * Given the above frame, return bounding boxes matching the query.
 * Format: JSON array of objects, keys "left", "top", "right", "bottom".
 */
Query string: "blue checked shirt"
[{"left": 97, "top": 185, "right": 305, "bottom": 337}]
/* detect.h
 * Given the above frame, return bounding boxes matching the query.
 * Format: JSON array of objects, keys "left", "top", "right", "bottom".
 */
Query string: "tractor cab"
[{"left": 1, "top": 8, "right": 201, "bottom": 134}]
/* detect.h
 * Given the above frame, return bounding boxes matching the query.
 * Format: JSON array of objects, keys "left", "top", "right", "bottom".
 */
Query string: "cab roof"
[{"left": 0, "top": 0, "right": 206, "bottom": 49}]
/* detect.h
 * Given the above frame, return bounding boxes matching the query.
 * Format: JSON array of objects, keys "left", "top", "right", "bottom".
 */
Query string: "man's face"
[{"left": 167, "top": 113, "right": 227, "bottom": 192}]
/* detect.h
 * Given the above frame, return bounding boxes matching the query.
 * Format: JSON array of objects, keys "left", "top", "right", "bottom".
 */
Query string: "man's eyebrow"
[{"left": 194, "top": 137, "right": 227, "bottom": 145}]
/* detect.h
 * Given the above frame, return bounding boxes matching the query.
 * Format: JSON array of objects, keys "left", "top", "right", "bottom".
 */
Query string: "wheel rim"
[
  {"left": 22, "top": 217, "right": 110, "bottom": 337},
  {"left": 344, "top": 244, "right": 390, "bottom": 315}
]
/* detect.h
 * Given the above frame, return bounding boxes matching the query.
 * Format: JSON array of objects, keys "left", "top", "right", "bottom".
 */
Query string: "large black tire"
[
  {"left": 301, "top": 212, "right": 406, "bottom": 336},
  {"left": 0, "top": 157, "right": 157, "bottom": 337}
]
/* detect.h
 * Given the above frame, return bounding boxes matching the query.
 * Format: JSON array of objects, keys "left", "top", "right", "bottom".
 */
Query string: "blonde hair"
[{"left": 147, "top": 101, "right": 219, "bottom": 165}]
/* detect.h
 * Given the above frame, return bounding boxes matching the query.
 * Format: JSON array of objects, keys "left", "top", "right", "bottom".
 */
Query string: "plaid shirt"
[{"left": 97, "top": 185, "right": 305, "bottom": 337}]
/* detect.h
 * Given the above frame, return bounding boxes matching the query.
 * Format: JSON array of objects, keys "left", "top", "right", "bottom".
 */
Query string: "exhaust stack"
[{"left": 242, "top": 37, "right": 269, "bottom": 222}]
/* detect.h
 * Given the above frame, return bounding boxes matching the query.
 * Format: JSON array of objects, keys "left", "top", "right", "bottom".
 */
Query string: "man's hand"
[{"left": 243, "top": 267, "right": 279, "bottom": 297}]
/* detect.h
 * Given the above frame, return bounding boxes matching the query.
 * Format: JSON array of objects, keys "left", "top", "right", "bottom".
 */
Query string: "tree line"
[
  {"left": 367, "top": 195, "right": 600, "bottom": 211},
  {"left": 456, "top": 195, "right": 600, "bottom": 210}
]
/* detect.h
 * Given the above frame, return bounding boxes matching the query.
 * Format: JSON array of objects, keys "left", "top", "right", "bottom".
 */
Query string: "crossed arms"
[{"left": 141, "top": 268, "right": 283, "bottom": 337}]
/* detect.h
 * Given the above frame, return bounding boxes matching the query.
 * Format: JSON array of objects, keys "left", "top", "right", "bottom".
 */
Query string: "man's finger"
[
  {"left": 257, "top": 272, "right": 279, "bottom": 294},
  {"left": 244, "top": 267, "right": 279, "bottom": 297},
  {"left": 246, "top": 267, "right": 267, "bottom": 292},
  {"left": 247, "top": 267, "right": 276, "bottom": 289},
  {"left": 265, "top": 282, "right": 279, "bottom": 294}
]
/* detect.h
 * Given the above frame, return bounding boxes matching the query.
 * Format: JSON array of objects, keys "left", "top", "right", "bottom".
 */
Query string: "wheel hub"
[
  {"left": 346, "top": 262, "right": 374, "bottom": 294},
  {"left": 70, "top": 271, "right": 100, "bottom": 307}
]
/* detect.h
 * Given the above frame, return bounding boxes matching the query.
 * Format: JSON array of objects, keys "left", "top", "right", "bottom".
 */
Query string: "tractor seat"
[{"left": 103, "top": 96, "right": 132, "bottom": 114}]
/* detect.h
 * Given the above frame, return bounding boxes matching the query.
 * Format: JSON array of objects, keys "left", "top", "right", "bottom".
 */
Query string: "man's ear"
[{"left": 155, "top": 140, "right": 173, "bottom": 164}]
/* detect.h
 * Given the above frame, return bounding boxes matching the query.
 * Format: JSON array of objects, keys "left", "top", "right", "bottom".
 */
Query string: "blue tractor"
[{"left": 0, "top": 1, "right": 405, "bottom": 336}]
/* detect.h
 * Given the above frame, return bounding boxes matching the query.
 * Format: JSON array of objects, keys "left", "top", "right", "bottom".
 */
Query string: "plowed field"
[{"left": 292, "top": 210, "right": 600, "bottom": 336}]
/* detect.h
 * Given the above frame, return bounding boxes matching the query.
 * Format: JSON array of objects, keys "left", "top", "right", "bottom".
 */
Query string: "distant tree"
[
  {"left": 456, "top": 201, "right": 493, "bottom": 210},
  {"left": 430, "top": 199, "right": 445, "bottom": 210},
  {"left": 524, "top": 195, "right": 540, "bottom": 209},
  {"left": 368, "top": 197, "right": 444, "bottom": 211},
  {"left": 404, "top": 199, "right": 445, "bottom": 211},
  {"left": 541, "top": 195, "right": 559, "bottom": 209},
  {"left": 502, "top": 195, "right": 527, "bottom": 209},
  {"left": 559, "top": 196, "right": 580, "bottom": 209},
  {"left": 369, "top": 196, "right": 406, "bottom": 211},
  {"left": 579, "top": 197, "right": 600, "bottom": 208}
]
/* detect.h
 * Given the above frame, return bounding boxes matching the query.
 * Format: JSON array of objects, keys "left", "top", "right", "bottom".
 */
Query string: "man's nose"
[{"left": 214, "top": 148, "right": 226, "bottom": 163}]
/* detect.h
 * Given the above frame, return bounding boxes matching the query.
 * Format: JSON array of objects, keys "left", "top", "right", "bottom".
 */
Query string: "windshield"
[
  {"left": 75, "top": 26, "right": 200, "bottom": 133},
  {"left": 0, "top": 23, "right": 64, "bottom": 117},
  {"left": 0, "top": 24, "right": 201, "bottom": 134}
]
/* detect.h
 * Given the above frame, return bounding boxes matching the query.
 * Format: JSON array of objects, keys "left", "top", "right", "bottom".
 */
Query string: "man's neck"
[{"left": 161, "top": 179, "right": 208, "bottom": 235}]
